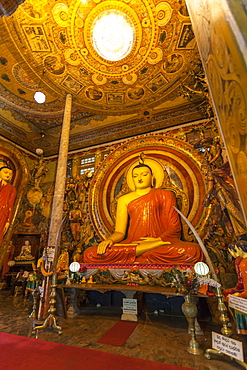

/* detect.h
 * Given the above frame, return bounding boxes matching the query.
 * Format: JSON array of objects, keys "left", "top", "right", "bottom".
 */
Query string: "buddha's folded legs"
[
  {"left": 83, "top": 239, "right": 203, "bottom": 265},
  {"left": 136, "top": 239, "right": 204, "bottom": 265},
  {"left": 83, "top": 244, "right": 137, "bottom": 264}
]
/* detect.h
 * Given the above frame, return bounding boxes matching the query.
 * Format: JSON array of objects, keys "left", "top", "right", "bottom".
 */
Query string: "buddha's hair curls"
[
  {"left": 132, "top": 163, "right": 152, "bottom": 174},
  {"left": 0, "top": 166, "right": 13, "bottom": 171}
]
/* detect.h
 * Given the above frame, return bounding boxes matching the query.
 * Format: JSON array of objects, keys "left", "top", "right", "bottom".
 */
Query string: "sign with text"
[
  {"left": 123, "top": 298, "right": 137, "bottom": 315},
  {"left": 212, "top": 332, "right": 244, "bottom": 362},
  {"left": 229, "top": 295, "right": 247, "bottom": 315}
]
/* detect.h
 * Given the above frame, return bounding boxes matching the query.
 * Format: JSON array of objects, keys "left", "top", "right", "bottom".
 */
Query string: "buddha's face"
[
  {"left": 132, "top": 167, "right": 152, "bottom": 189},
  {"left": 0, "top": 168, "right": 13, "bottom": 182}
]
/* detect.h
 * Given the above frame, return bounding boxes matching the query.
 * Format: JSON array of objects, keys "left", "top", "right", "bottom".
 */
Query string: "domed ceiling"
[{"left": 0, "top": 0, "right": 210, "bottom": 155}]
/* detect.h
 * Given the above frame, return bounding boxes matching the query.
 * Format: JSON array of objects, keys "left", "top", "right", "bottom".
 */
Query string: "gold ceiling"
[{"left": 0, "top": 0, "right": 209, "bottom": 155}]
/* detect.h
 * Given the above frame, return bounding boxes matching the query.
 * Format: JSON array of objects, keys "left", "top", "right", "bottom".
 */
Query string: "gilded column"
[{"left": 94, "top": 149, "right": 102, "bottom": 169}]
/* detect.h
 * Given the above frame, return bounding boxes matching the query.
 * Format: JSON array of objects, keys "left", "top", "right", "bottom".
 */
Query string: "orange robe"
[
  {"left": 0, "top": 182, "right": 16, "bottom": 245},
  {"left": 235, "top": 257, "right": 247, "bottom": 299},
  {"left": 84, "top": 189, "right": 204, "bottom": 264}
]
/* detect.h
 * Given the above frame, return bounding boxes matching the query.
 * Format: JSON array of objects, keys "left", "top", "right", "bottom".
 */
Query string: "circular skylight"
[{"left": 91, "top": 10, "right": 135, "bottom": 62}]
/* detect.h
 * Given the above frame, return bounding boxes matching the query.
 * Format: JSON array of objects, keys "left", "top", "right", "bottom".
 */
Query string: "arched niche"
[{"left": 88, "top": 134, "right": 209, "bottom": 243}]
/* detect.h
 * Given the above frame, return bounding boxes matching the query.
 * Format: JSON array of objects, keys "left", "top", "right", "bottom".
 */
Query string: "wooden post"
[{"left": 37, "top": 94, "right": 72, "bottom": 320}]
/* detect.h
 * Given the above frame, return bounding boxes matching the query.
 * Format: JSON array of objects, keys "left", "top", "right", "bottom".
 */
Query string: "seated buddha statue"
[
  {"left": 84, "top": 157, "right": 204, "bottom": 265},
  {"left": 15, "top": 240, "right": 34, "bottom": 261}
]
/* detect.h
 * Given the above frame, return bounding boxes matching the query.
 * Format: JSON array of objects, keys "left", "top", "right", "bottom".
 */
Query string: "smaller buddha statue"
[
  {"left": 56, "top": 247, "right": 69, "bottom": 273},
  {"left": 73, "top": 246, "right": 83, "bottom": 263},
  {"left": 15, "top": 240, "right": 34, "bottom": 261}
]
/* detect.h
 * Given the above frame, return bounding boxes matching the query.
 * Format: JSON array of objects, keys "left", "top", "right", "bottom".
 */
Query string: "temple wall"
[{"left": 1, "top": 116, "right": 246, "bottom": 281}]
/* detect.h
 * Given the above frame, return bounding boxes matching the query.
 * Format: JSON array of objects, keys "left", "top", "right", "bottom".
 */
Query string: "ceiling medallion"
[
  {"left": 2, "top": 0, "right": 199, "bottom": 116},
  {"left": 80, "top": 0, "right": 152, "bottom": 76},
  {"left": 91, "top": 10, "right": 136, "bottom": 62}
]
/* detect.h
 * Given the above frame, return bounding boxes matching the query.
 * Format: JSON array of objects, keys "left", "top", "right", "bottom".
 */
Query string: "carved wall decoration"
[
  {"left": 186, "top": 0, "right": 247, "bottom": 224},
  {"left": 163, "top": 54, "right": 183, "bottom": 74},
  {"left": 12, "top": 64, "right": 38, "bottom": 90}
]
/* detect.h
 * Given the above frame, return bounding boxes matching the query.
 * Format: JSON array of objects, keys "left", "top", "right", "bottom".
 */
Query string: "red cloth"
[
  {"left": 0, "top": 182, "right": 16, "bottom": 244},
  {"left": 84, "top": 189, "right": 203, "bottom": 264},
  {"left": 0, "top": 331, "right": 194, "bottom": 370}
]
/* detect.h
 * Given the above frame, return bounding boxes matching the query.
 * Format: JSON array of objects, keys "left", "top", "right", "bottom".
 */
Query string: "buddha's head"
[
  {"left": 127, "top": 155, "right": 163, "bottom": 191},
  {"left": 0, "top": 166, "right": 13, "bottom": 183},
  {"left": 132, "top": 164, "right": 153, "bottom": 190}
]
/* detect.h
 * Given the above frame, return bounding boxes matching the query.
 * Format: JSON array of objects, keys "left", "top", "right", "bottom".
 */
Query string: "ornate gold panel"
[{"left": 0, "top": 0, "right": 201, "bottom": 115}]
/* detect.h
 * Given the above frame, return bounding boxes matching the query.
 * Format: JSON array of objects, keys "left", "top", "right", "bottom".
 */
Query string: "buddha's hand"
[
  {"left": 139, "top": 237, "right": 171, "bottom": 244},
  {"left": 137, "top": 237, "right": 170, "bottom": 249},
  {"left": 135, "top": 238, "right": 171, "bottom": 256},
  {"left": 97, "top": 239, "right": 113, "bottom": 255}
]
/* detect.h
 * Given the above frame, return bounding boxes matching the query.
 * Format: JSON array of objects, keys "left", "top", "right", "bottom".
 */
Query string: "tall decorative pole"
[{"left": 35, "top": 94, "right": 72, "bottom": 328}]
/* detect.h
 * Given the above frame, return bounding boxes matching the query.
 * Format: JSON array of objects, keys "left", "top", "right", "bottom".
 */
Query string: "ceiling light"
[
  {"left": 36, "top": 148, "right": 43, "bottom": 156},
  {"left": 34, "top": 91, "right": 46, "bottom": 104},
  {"left": 91, "top": 10, "right": 135, "bottom": 62}
]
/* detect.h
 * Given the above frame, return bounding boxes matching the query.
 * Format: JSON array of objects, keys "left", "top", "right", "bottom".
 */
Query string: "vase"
[{"left": 181, "top": 293, "right": 203, "bottom": 355}]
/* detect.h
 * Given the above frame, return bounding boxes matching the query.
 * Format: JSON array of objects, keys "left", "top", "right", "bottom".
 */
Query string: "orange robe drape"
[
  {"left": 0, "top": 182, "right": 16, "bottom": 245},
  {"left": 84, "top": 189, "right": 204, "bottom": 264}
]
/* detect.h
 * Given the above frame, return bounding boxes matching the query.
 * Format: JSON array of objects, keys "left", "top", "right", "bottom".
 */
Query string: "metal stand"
[
  {"left": 32, "top": 218, "right": 68, "bottom": 336},
  {"left": 29, "top": 283, "right": 40, "bottom": 318},
  {"left": 32, "top": 277, "right": 62, "bottom": 336}
]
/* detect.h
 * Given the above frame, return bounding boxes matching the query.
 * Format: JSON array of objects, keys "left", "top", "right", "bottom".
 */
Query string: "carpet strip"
[
  {"left": 0, "top": 331, "right": 195, "bottom": 370},
  {"left": 97, "top": 320, "right": 138, "bottom": 346}
]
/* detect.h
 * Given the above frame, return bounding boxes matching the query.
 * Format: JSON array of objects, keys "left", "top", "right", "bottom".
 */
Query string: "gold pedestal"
[
  {"left": 29, "top": 283, "right": 39, "bottom": 318},
  {"left": 216, "top": 287, "right": 232, "bottom": 337}
]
